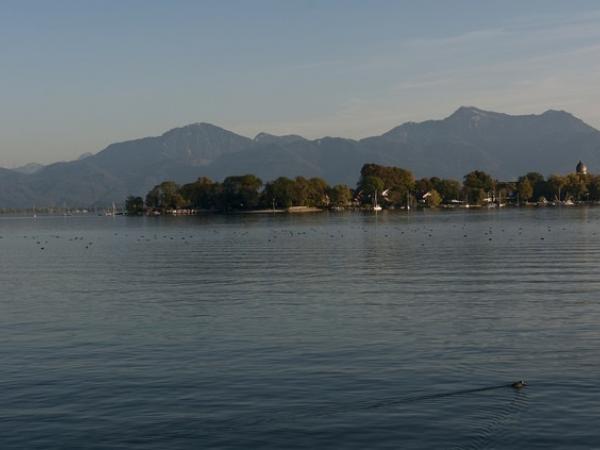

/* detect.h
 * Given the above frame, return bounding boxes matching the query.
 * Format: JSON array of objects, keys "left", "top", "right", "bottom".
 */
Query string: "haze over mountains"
[{"left": 2, "top": 106, "right": 600, "bottom": 208}]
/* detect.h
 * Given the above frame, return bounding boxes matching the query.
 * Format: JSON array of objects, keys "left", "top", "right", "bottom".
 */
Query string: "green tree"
[
  {"left": 125, "top": 196, "right": 144, "bottom": 215},
  {"left": 307, "top": 177, "right": 330, "bottom": 207},
  {"left": 145, "top": 188, "right": 160, "bottom": 209},
  {"left": 292, "top": 176, "right": 311, "bottom": 206},
  {"left": 145, "top": 181, "right": 185, "bottom": 210},
  {"left": 588, "top": 175, "right": 600, "bottom": 201},
  {"left": 358, "top": 164, "right": 414, "bottom": 206},
  {"left": 415, "top": 178, "right": 434, "bottom": 198},
  {"left": 520, "top": 172, "right": 547, "bottom": 200},
  {"left": 416, "top": 177, "right": 461, "bottom": 204},
  {"left": 547, "top": 174, "right": 566, "bottom": 202},
  {"left": 328, "top": 184, "right": 353, "bottom": 206},
  {"left": 496, "top": 181, "right": 516, "bottom": 204},
  {"left": 564, "top": 173, "right": 588, "bottom": 201},
  {"left": 358, "top": 175, "right": 385, "bottom": 204},
  {"left": 463, "top": 170, "right": 494, "bottom": 191},
  {"left": 463, "top": 170, "right": 495, "bottom": 204},
  {"left": 222, "top": 174, "right": 263, "bottom": 210},
  {"left": 179, "top": 177, "right": 221, "bottom": 210},
  {"left": 424, "top": 189, "right": 442, "bottom": 208},
  {"left": 433, "top": 178, "right": 461, "bottom": 203},
  {"left": 517, "top": 177, "right": 533, "bottom": 204},
  {"left": 262, "top": 177, "right": 296, "bottom": 208}
]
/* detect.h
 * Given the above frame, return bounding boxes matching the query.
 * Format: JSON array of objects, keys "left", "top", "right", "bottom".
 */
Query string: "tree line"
[{"left": 125, "top": 163, "right": 599, "bottom": 214}]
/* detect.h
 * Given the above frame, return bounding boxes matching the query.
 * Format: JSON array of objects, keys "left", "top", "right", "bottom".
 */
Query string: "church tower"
[{"left": 576, "top": 161, "right": 588, "bottom": 175}]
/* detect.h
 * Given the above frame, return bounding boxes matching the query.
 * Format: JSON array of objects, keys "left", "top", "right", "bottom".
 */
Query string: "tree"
[
  {"left": 547, "top": 174, "right": 566, "bottom": 202},
  {"left": 415, "top": 177, "right": 461, "bottom": 204},
  {"left": 588, "top": 175, "right": 600, "bottom": 201},
  {"left": 222, "top": 174, "right": 263, "bottom": 210},
  {"left": 307, "top": 177, "right": 330, "bottom": 207},
  {"left": 463, "top": 170, "right": 494, "bottom": 191},
  {"left": 262, "top": 177, "right": 296, "bottom": 208},
  {"left": 328, "top": 184, "right": 353, "bottom": 206},
  {"left": 292, "top": 176, "right": 311, "bottom": 206},
  {"left": 517, "top": 177, "right": 533, "bottom": 204},
  {"left": 424, "top": 189, "right": 442, "bottom": 208},
  {"left": 125, "top": 196, "right": 144, "bottom": 215},
  {"left": 179, "top": 177, "right": 221, "bottom": 210},
  {"left": 521, "top": 172, "right": 547, "bottom": 200},
  {"left": 145, "top": 181, "right": 185, "bottom": 210},
  {"left": 358, "top": 175, "right": 384, "bottom": 204},
  {"left": 463, "top": 170, "right": 495, "bottom": 204},
  {"left": 564, "top": 173, "right": 588, "bottom": 201},
  {"left": 495, "top": 181, "right": 515, "bottom": 204},
  {"left": 358, "top": 164, "right": 414, "bottom": 206},
  {"left": 145, "top": 187, "right": 160, "bottom": 209},
  {"left": 432, "top": 178, "right": 461, "bottom": 203},
  {"left": 415, "top": 178, "right": 434, "bottom": 198}
]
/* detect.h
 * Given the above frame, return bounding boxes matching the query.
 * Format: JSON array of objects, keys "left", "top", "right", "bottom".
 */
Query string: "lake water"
[{"left": 2, "top": 209, "right": 600, "bottom": 449}]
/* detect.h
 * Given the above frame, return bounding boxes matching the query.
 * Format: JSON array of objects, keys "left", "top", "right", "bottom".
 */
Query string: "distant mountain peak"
[
  {"left": 254, "top": 132, "right": 306, "bottom": 144},
  {"left": 541, "top": 109, "right": 576, "bottom": 119},
  {"left": 447, "top": 106, "right": 588, "bottom": 127},
  {"left": 381, "top": 106, "right": 497, "bottom": 139},
  {"left": 12, "top": 162, "right": 44, "bottom": 175},
  {"left": 454, "top": 105, "right": 486, "bottom": 114},
  {"left": 163, "top": 122, "right": 228, "bottom": 136},
  {"left": 539, "top": 109, "right": 595, "bottom": 131},
  {"left": 187, "top": 121, "right": 221, "bottom": 129},
  {"left": 448, "top": 106, "right": 502, "bottom": 120},
  {"left": 78, "top": 152, "right": 93, "bottom": 160},
  {"left": 2, "top": 107, "right": 599, "bottom": 208},
  {"left": 254, "top": 132, "right": 276, "bottom": 141}
]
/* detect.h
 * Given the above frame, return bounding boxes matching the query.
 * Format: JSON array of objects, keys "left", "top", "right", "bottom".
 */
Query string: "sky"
[{"left": 1, "top": 0, "right": 600, "bottom": 167}]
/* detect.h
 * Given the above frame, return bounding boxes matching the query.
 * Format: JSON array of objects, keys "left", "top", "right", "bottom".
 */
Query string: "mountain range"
[{"left": 2, "top": 106, "right": 600, "bottom": 208}]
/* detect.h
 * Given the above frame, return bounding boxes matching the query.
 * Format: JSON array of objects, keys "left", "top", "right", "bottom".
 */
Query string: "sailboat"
[
  {"left": 373, "top": 190, "right": 382, "bottom": 211},
  {"left": 105, "top": 202, "right": 117, "bottom": 216}
]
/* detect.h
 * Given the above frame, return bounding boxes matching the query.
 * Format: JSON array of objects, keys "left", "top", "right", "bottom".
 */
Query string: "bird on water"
[{"left": 511, "top": 380, "right": 527, "bottom": 389}]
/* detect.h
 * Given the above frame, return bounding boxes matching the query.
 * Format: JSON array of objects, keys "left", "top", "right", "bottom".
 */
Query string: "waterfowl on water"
[{"left": 511, "top": 380, "right": 527, "bottom": 389}]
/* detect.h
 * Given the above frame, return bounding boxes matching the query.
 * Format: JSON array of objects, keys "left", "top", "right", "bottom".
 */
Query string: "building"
[{"left": 576, "top": 160, "right": 589, "bottom": 175}]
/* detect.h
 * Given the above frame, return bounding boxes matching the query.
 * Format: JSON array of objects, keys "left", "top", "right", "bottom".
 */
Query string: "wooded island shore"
[
  {"left": 122, "top": 162, "right": 598, "bottom": 216},
  {"left": 2, "top": 162, "right": 596, "bottom": 215}
]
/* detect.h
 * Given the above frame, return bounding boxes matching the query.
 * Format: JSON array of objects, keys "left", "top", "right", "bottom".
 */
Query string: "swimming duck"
[{"left": 511, "top": 380, "right": 527, "bottom": 389}]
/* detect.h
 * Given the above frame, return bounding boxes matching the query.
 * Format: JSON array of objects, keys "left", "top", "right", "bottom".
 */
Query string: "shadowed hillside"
[{"left": 1, "top": 107, "right": 600, "bottom": 207}]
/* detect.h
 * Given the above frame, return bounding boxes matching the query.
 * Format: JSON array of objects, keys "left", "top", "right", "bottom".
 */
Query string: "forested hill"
[{"left": 1, "top": 107, "right": 600, "bottom": 208}]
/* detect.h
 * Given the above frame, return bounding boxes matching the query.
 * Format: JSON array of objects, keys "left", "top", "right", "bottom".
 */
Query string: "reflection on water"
[{"left": 2, "top": 208, "right": 600, "bottom": 449}]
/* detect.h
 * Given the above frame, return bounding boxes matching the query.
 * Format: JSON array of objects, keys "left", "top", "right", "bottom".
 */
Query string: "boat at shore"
[{"left": 372, "top": 190, "right": 382, "bottom": 211}]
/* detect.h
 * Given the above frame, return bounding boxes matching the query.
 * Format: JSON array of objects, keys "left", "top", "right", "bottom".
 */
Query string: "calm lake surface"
[{"left": 2, "top": 209, "right": 600, "bottom": 449}]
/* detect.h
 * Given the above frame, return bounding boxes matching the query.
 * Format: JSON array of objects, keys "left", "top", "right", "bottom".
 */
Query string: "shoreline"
[{"left": 4, "top": 201, "right": 600, "bottom": 218}]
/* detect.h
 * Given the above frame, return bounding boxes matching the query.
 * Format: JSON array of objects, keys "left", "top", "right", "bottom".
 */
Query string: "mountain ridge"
[{"left": 1, "top": 106, "right": 600, "bottom": 208}]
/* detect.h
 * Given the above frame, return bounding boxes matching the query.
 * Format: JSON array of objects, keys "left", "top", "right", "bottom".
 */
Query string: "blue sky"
[{"left": 1, "top": 0, "right": 600, "bottom": 167}]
